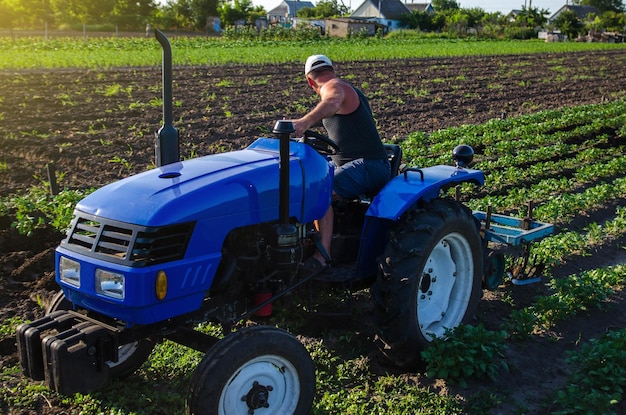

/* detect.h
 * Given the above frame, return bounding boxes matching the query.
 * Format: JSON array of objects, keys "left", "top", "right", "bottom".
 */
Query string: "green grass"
[{"left": 1, "top": 36, "right": 624, "bottom": 70}]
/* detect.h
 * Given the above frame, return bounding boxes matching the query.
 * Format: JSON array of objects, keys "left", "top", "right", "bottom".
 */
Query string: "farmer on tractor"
[{"left": 293, "top": 54, "right": 391, "bottom": 274}]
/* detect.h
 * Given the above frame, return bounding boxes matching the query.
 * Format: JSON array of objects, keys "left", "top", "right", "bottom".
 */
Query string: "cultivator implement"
[{"left": 475, "top": 202, "right": 554, "bottom": 288}]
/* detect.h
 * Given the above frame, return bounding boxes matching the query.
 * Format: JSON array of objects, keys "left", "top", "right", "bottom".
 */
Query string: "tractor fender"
[
  {"left": 366, "top": 165, "right": 485, "bottom": 221},
  {"left": 354, "top": 165, "right": 484, "bottom": 279}
]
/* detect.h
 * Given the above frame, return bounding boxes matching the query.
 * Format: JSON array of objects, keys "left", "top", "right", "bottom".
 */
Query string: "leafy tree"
[
  {"left": 399, "top": 10, "right": 435, "bottom": 30},
  {"left": 0, "top": 0, "right": 18, "bottom": 29},
  {"left": 112, "top": 0, "right": 157, "bottom": 30},
  {"left": 432, "top": 0, "right": 459, "bottom": 11},
  {"left": 153, "top": 0, "right": 191, "bottom": 30},
  {"left": 593, "top": 10, "right": 626, "bottom": 30},
  {"left": 247, "top": 5, "right": 267, "bottom": 24},
  {"left": 218, "top": 0, "right": 253, "bottom": 26},
  {"left": 297, "top": 0, "right": 348, "bottom": 18},
  {"left": 431, "top": 12, "right": 446, "bottom": 30},
  {"left": 514, "top": 6, "right": 549, "bottom": 28},
  {"left": 579, "top": 10, "right": 626, "bottom": 34},
  {"left": 478, "top": 12, "right": 506, "bottom": 38},
  {"left": 446, "top": 9, "right": 470, "bottom": 33},
  {"left": 219, "top": 3, "right": 243, "bottom": 27},
  {"left": 499, "top": 5, "right": 549, "bottom": 39},
  {"left": 463, "top": 7, "right": 487, "bottom": 28},
  {"left": 189, "top": 0, "right": 220, "bottom": 29},
  {"left": 50, "top": 0, "right": 116, "bottom": 26},
  {"left": 553, "top": 9, "right": 583, "bottom": 38},
  {"left": 167, "top": 0, "right": 217, "bottom": 30},
  {"left": 572, "top": 0, "right": 625, "bottom": 13},
  {"left": 296, "top": 6, "right": 315, "bottom": 18},
  {"left": 14, "top": 0, "right": 54, "bottom": 27},
  {"left": 439, "top": 7, "right": 487, "bottom": 34}
]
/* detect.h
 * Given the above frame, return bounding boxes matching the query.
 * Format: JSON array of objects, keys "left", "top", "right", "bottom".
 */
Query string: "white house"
[
  {"left": 350, "top": 0, "right": 411, "bottom": 31},
  {"left": 267, "top": 0, "right": 316, "bottom": 25}
]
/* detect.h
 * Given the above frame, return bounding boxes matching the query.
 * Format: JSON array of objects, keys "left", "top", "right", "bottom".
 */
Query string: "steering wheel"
[{"left": 303, "top": 130, "right": 340, "bottom": 155}]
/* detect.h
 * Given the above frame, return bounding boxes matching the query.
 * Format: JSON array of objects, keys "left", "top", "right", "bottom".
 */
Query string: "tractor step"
[{"left": 16, "top": 310, "right": 119, "bottom": 395}]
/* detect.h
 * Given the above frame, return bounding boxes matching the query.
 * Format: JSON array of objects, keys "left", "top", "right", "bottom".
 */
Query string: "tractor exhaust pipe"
[
  {"left": 270, "top": 120, "right": 300, "bottom": 271},
  {"left": 273, "top": 120, "right": 295, "bottom": 226},
  {"left": 154, "top": 29, "right": 179, "bottom": 167}
]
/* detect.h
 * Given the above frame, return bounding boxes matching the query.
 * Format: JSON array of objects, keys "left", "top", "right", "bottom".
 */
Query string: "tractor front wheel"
[
  {"left": 186, "top": 325, "right": 315, "bottom": 415},
  {"left": 371, "top": 198, "right": 483, "bottom": 368}
]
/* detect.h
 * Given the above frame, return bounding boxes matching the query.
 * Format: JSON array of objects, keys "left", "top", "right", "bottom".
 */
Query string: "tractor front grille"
[{"left": 62, "top": 212, "right": 194, "bottom": 267}]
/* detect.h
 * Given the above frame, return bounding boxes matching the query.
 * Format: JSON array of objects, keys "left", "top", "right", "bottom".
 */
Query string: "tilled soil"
[{"left": 1, "top": 48, "right": 626, "bottom": 414}]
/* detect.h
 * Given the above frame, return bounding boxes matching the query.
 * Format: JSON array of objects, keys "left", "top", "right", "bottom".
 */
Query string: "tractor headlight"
[
  {"left": 95, "top": 269, "right": 125, "bottom": 300},
  {"left": 59, "top": 257, "right": 80, "bottom": 288}
]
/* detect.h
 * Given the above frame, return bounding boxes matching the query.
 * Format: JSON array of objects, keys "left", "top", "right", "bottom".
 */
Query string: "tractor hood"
[{"left": 75, "top": 138, "right": 332, "bottom": 227}]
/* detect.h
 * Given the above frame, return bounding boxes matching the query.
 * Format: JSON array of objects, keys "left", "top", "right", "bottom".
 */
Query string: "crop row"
[
  {"left": 398, "top": 100, "right": 626, "bottom": 219},
  {"left": 481, "top": 146, "right": 624, "bottom": 193},
  {"left": 402, "top": 99, "right": 626, "bottom": 167},
  {"left": 471, "top": 164, "right": 626, "bottom": 217},
  {"left": 1, "top": 36, "right": 625, "bottom": 70}
]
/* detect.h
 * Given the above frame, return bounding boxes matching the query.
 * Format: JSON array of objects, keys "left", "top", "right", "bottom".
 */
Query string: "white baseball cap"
[{"left": 304, "top": 54, "right": 333, "bottom": 75}]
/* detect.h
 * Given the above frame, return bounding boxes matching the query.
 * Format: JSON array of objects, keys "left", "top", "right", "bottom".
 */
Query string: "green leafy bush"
[
  {"left": 0, "top": 186, "right": 92, "bottom": 235},
  {"left": 421, "top": 324, "right": 509, "bottom": 386},
  {"left": 503, "top": 266, "right": 626, "bottom": 336},
  {"left": 553, "top": 329, "right": 626, "bottom": 415}
]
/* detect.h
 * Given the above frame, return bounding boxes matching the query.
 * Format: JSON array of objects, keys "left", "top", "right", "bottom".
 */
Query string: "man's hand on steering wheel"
[{"left": 303, "top": 130, "right": 339, "bottom": 155}]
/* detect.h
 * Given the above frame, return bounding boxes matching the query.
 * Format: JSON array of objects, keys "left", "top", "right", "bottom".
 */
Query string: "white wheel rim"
[
  {"left": 219, "top": 355, "right": 301, "bottom": 415},
  {"left": 417, "top": 233, "right": 474, "bottom": 340},
  {"left": 105, "top": 342, "right": 140, "bottom": 368}
]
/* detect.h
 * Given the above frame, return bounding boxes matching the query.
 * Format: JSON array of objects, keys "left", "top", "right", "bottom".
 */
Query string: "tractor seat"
[{"left": 384, "top": 144, "right": 403, "bottom": 178}]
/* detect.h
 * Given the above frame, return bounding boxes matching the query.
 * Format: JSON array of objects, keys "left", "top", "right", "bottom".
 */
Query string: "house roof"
[
  {"left": 404, "top": 2, "right": 432, "bottom": 13},
  {"left": 351, "top": 0, "right": 411, "bottom": 20},
  {"left": 549, "top": 5, "right": 600, "bottom": 21},
  {"left": 267, "top": 0, "right": 316, "bottom": 17}
]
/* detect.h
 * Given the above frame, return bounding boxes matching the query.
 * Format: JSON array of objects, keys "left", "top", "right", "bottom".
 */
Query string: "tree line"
[
  {"left": 401, "top": 0, "right": 625, "bottom": 40},
  {"left": 0, "top": 0, "right": 624, "bottom": 39}
]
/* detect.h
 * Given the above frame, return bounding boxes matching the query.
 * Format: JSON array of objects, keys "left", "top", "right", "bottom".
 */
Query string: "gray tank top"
[{"left": 322, "top": 87, "right": 387, "bottom": 166}]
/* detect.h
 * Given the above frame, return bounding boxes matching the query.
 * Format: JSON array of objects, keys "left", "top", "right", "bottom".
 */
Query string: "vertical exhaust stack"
[
  {"left": 270, "top": 120, "right": 300, "bottom": 270},
  {"left": 154, "top": 29, "right": 179, "bottom": 167},
  {"left": 272, "top": 120, "right": 295, "bottom": 226}
]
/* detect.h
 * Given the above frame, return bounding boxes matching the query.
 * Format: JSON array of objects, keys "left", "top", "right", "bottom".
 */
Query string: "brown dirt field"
[{"left": 1, "top": 48, "right": 626, "bottom": 414}]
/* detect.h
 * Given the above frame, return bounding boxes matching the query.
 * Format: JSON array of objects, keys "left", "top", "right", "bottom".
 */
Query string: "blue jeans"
[{"left": 332, "top": 158, "right": 391, "bottom": 198}]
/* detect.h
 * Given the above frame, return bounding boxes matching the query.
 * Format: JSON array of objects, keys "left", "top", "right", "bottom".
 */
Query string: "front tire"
[
  {"left": 186, "top": 325, "right": 315, "bottom": 415},
  {"left": 371, "top": 199, "right": 483, "bottom": 368}
]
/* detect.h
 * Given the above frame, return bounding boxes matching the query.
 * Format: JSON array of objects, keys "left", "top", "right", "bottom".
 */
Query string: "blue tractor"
[{"left": 16, "top": 31, "right": 553, "bottom": 414}]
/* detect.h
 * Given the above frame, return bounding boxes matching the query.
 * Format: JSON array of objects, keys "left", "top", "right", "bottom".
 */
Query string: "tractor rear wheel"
[
  {"left": 186, "top": 325, "right": 315, "bottom": 415},
  {"left": 46, "top": 290, "right": 155, "bottom": 379},
  {"left": 371, "top": 198, "right": 483, "bottom": 368}
]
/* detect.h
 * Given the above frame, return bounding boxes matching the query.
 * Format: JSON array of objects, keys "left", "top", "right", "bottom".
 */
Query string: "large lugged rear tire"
[
  {"left": 186, "top": 325, "right": 315, "bottom": 415},
  {"left": 371, "top": 198, "right": 483, "bottom": 368}
]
